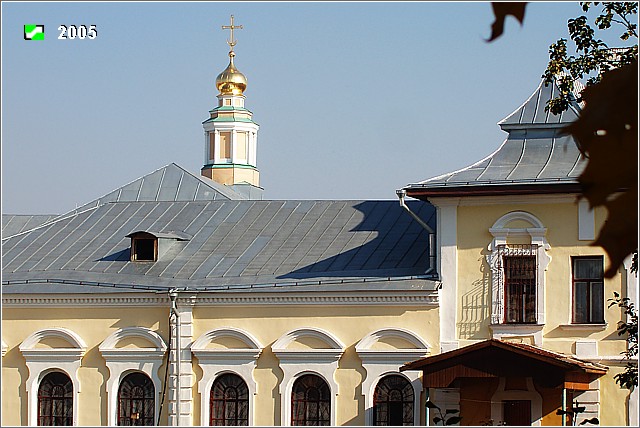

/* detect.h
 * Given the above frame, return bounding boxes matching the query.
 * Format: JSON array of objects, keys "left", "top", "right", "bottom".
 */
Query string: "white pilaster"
[
  {"left": 168, "top": 294, "right": 196, "bottom": 426},
  {"left": 434, "top": 198, "right": 460, "bottom": 352}
]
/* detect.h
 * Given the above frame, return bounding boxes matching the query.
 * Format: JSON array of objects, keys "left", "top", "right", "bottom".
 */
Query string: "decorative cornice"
[
  {"left": 2, "top": 292, "right": 439, "bottom": 307},
  {"left": 428, "top": 193, "right": 579, "bottom": 207}
]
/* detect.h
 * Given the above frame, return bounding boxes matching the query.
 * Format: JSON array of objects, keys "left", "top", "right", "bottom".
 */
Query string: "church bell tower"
[{"left": 201, "top": 15, "right": 261, "bottom": 198}]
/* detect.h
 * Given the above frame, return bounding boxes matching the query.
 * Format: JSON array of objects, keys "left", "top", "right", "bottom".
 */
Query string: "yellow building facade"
[
  {"left": 400, "top": 76, "right": 637, "bottom": 426},
  {"left": 2, "top": 17, "right": 637, "bottom": 428}
]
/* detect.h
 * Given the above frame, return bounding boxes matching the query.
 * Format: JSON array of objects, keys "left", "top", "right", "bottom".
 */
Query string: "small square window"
[{"left": 131, "top": 238, "right": 156, "bottom": 262}]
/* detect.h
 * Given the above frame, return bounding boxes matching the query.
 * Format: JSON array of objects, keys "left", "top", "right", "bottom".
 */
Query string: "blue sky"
[{"left": 1, "top": 1, "right": 631, "bottom": 214}]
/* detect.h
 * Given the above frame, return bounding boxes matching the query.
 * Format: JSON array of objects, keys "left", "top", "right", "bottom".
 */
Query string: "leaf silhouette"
[
  {"left": 564, "top": 62, "right": 638, "bottom": 277},
  {"left": 488, "top": 2, "right": 527, "bottom": 41},
  {"left": 446, "top": 416, "right": 463, "bottom": 425}
]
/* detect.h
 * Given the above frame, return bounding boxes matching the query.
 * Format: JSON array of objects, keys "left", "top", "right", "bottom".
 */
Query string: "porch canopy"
[{"left": 401, "top": 339, "right": 607, "bottom": 391}]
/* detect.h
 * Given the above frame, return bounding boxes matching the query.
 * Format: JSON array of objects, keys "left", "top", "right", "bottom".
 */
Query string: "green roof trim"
[
  {"left": 202, "top": 163, "right": 258, "bottom": 170},
  {"left": 209, "top": 106, "right": 252, "bottom": 113},
  {"left": 203, "top": 117, "right": 257, "bottom": 124}
]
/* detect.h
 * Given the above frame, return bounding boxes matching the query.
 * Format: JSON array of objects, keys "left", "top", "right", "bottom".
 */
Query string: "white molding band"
[
  {"left": 191, "top": 328, "right": 262, "bottom": 426},
  {"left": 19, "top": 328, "right": 87, "bottom": 426},
  {"left": 2, "top": 292, "right": 439, "bottom": 308},
  {"left": 98, "top": 327, "right": 167, "bottom": 426}
]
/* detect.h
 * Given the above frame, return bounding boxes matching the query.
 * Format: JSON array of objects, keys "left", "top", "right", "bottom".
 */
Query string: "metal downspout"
[
  {"left": 169, "top": 290, "right": 181, "bottom": 426},
  {"left": 396, "top": 189, "right": 436, "bottom": 274}
]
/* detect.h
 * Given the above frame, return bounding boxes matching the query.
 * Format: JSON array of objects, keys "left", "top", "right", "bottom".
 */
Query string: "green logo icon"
[{"left": 24, "top": 24, "right": 44, "bottom": 40}]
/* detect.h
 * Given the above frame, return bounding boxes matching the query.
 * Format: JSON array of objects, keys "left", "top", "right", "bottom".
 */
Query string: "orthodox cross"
[{"left": 222, "top": 15, "right": 243, "bottom": 51}]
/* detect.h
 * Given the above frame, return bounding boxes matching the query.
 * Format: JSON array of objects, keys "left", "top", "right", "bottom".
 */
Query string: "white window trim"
[
  {"left": 273, "top": 328, "right": 345, "bottom": 426},
  {"left": 98, "top": 327, "right": 167, "bottom": 426},
  {"left": 490, "top": 377, "right": 542, "bottom": 426},
  {"left": 19, "top": 328, "right": 87, "bottom": 426},
  {"left": 191, "top": 328, "right": 262, "bottom": 426},
  {"left": 487, "top": 211, "right": 551, "bottom": 329},
  {"left": 356, "top": 328, "right": 430, "bottom": 426}
]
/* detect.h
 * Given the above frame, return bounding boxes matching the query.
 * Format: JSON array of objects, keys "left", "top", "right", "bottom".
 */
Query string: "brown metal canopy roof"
[{"left": 401, "top": 339, "right": 607, "bottom": 390}]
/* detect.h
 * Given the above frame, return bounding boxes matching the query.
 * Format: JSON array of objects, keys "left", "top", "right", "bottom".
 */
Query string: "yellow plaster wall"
[
  {"left": 191, "top": 304, "right": 440, "bottom": 426},
  {"left": 599, "top": 366, "right": 633, "bottom": 426},
  {"left": 2, "top": 304, "right": 438, "bottom": 426},
  {"left": 453, "top": 200, "right": 630, "bottom": 426},
  {"left": 1, "top": 307, "right": 169, "bottom": 427},
  {"left": 203, "top": 166, "right": 259, "bottom": 187},
  {"left": 455, "top": 201, "right": 626, "bottom": 355}
]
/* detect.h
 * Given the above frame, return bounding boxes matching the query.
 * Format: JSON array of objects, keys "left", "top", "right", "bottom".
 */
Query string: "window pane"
[
  {"left": 373, "top": 375, "right": 414, "bottom": 426},
  {"left": 504, "top": 256, "right": 536, "bottom": 323},
  {"left": 574, "top": 258, "right": 602, "bottom": 279},
  {"left": 211, "top": 374, "right": 249, "bottom": 426},
  {"left": 574, "top": 282, "right": 588, "bottom": 323},
  {"left": 291, "top": 375, "right": 330, "bottom": 426},
  {"left": 118, "top": 372, "right": 154, "bottom": 426},
  {"left": 591, "top": 282, "right": 604, "bottom": 322},
  {"left": 38, "top": 372, "right": 73, "bottom": 426}
]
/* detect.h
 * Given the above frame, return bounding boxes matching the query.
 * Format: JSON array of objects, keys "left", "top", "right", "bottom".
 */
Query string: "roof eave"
[{"left": 404, "top": 182, "right": 583, "bottom": 199}]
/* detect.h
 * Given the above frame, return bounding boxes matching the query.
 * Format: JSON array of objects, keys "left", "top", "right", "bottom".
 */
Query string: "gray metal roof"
[
  {"left": 2, "top": 215, "right": 58, "bottom": 237},
  {"left": 404, "top": 77, "right": 585, "bottom": 193},
  {"left": 61, "top": 163, "right": 246, "bottom": 218},
  {"left": 2, "top": 199, "right": 436, "bottom": 293}
]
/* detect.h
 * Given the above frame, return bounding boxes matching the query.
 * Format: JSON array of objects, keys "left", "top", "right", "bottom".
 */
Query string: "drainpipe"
[
  {"left": 396, "top": 189, "right": 436, "bottom": 274},
  {"left": 169, "top": 289, "right": 181, "bottom": 426}
]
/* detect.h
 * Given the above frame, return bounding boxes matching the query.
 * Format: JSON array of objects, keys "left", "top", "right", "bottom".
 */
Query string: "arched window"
[
  {"left": 291, "top": 374, "right": 330, "bottom": 426},
  {"left": 117, "top": 372, "right": 155, "bottom": 426},
  {"left": 210, "top": 373, "right": 249, "bottom": 426},
  {"left": 373, "top": 375, "right": 414, "bottom": 426},
  {"left": 38, "top": 372, "right": 73, "bottom": 426}
]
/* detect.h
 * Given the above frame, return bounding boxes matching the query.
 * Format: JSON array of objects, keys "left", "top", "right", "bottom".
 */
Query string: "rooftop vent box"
[{"left": 126, "top": 231, "right": 191, "bottom": 262}]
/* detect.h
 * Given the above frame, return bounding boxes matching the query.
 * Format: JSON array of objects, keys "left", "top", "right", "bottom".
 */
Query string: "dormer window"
[
  {"left": 126, "top": 231, "right": 191, "bottom": 262},
  {"left": 128, "top": 232, "right": 158, "bottom": 262}
]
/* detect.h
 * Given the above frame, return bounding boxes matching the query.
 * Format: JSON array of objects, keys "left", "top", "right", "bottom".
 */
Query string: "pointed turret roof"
[{"left": 403, "top": 76, "right": 586, "bottom": 198}]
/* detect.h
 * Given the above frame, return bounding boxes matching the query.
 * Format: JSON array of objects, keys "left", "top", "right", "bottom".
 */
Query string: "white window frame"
[
  {"left": 355, "top": 328, "right": 429, "bottom": 426},
  {"left": 487, "top": 211, "right": 550, "bottom": 345},
  {"left": 273, "top": 328, "right": 345, "bottom": 426},
  {"left": 191, "top": 328, "right": 262, "bottom": 426},
  {"left": 98, "top": 327, "right": 167, "bottom": 426},
  {"left": 19, "top": 328, "right": 87, "bottom": 426}
]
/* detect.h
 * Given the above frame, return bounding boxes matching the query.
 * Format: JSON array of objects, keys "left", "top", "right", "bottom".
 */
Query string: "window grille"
[
  {"left": 373, "top": 375, "right": 414, "bottom": 426},
  {"left": 210, "top": 374, "right": 249, "bottom": 426},
  {"left": 38, "top": 372, "right": 73, "bottom": 426},
  {"left": 117, "top": 372, "right": 155, "bottom": 426},
  {"left": 291, "top": 374, "right": 330, "bottom": 426},
  {"left": 496, "top": 245, "right": 538, "bottom": 324}
]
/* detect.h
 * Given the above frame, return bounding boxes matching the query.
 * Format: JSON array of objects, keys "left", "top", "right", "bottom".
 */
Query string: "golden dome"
[{"left": 216, "top": 51, "right": 247, "bottom": 95}]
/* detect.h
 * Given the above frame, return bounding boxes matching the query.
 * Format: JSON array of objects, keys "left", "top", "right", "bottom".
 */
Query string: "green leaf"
[
  {"left": 446, "top": 416, "right": 463, "bottom": 425},
  {"left": 426, "top": 400, "right": 441, "bottom": 410},
  {"left": 433, "top": 417, "right": 442, "bottom": 424},
  {"left": 445, "top": 409, "right": 460, "bottom": 414}
]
